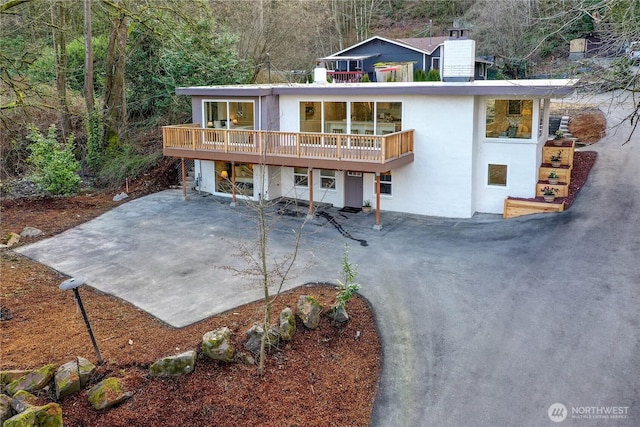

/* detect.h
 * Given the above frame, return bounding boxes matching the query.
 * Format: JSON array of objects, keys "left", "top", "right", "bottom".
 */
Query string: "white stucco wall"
[
  {"left": 472, "top": 97, "right": 543, "bottom": 214},
  {"left": 279, "top": 94, "right": 476, "bottom": 218},
  {"left": 192, "top": 92, "right": 550, "bottom": 218}
]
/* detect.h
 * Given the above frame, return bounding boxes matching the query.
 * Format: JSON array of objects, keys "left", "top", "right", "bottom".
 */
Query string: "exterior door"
[{"left": 344, "top": 172, "right": 363, "bottom": 208}]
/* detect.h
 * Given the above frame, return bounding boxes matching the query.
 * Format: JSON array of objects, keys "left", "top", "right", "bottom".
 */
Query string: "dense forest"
[{"left": 1, "top": 0, "right": 638, "bottom": 194}]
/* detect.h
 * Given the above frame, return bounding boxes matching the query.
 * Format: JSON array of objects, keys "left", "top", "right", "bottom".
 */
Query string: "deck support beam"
[
  {"left": 307, "top": 168, "right": 315, "bottom": 219},
  {"left": 181, "top": 158, "right": 187, "bottom": 200},
  {"left": 230, "top": 161, "right": 237, "bottom": 206},
  {"left": 373, "top": 173, "right": 382, "bottom": 230}
]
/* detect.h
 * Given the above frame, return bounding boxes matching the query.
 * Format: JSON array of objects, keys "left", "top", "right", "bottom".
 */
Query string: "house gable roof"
[{"left": 330, "top": 35, "right": 446, "bottom": 57}]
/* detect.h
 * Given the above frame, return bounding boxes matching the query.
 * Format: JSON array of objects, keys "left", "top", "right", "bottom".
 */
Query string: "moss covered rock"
[
  {"left": 149, "top": 351, "right": 197, "bottom": 377},
  {"left": 10, "top": 390, "right": 37, "bottom": 413},
  {"left": 202, "top": 327, "right": 235, "bottom": 362},
  {"left": 5, "top": 364, "right": 56, "bottom": 396},
  {"left": 54, "top": 361, "right": 80, "bottom": 400},
  {"left": 0, "top": 371, "right": 30, "bottom": 387},
  {"left": 87, "top": 377, "right": 132, "bottom": 410},
  {"left": 279, "top": 307, "right": 296, "bottom": 340},
  {"left": 3, "top": 403, "right": 62, "bottom": 427},
  {"left": 0, "top": 393, "right": 14, "bottom": 424}
]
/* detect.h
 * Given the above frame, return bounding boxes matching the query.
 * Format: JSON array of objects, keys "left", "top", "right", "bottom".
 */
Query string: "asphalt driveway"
[{"left": 16, "top": 92, "right": 640, "bottom": 426}]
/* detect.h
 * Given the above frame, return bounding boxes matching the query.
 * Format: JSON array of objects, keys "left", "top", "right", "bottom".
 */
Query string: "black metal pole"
[{"left": 72, "top": 288, "right": 104, "bottom": 364}]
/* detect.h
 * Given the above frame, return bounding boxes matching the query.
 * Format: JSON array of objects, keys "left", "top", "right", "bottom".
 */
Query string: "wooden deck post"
[
  {"left": 181, "top": 158, "right": 187, "bottom": 200},
  {"left": 231, "top": 161, "right": 237, "bottom": 206},
  {"left": 373, "top": 172, "right": 382, "bottom": 230},
  {"left": 307, "top": 167, "right": 314, "bottom": 219}
]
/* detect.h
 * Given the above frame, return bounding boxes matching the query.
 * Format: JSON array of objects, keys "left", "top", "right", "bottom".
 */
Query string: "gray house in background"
[{"left": 320, "top": 31, "right": 491, "bottom": 82}]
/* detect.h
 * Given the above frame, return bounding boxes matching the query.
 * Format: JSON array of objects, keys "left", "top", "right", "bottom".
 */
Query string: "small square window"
[{"left": 488, "top": 164, "right": 507, "bottom": 186}]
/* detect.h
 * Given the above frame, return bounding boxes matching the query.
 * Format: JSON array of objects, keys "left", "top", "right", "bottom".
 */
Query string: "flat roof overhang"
[
  {"left": 163, "top": 147, "right": 414, "bottom": 174},
  {"left": 176, "top": 79, "right": 578, "bottom": 98}
]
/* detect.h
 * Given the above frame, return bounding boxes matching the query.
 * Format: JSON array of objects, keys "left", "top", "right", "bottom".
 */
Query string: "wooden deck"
[{"left": 162, "top": 125, "right": 414, "bottom": 173}]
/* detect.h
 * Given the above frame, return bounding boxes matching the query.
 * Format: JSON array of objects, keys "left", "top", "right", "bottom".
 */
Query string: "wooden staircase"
[{"left": 503, "top": 138, "right": 575, "bottom": 219}]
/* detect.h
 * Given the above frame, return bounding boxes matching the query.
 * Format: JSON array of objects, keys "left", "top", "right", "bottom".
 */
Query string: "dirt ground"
[{"left": 0, "top": 177, "right": 381, "bottom": 426}]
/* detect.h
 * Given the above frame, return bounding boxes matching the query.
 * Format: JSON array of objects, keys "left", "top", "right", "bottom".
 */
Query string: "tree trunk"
[
  {"left": 83, "top": 0, "right": 94, "bottom": 112},
  {"left": 103, "top": 7, "right": 128, "bottom": 148},
  {"left": 51, "top": 0, "right": 71, "bottom": 138}
]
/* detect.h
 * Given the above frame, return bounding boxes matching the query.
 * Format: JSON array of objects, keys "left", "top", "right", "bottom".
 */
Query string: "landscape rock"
[
  {"left": 0, "top": 394, "right": 13, "bottom": 424},
  {"left": 0, "top": 371, "right": 29, "bottom": 387},
  {"left": 5, "top": 364, "right": 56, "bottom": 396},
  {"left": 112, "top": 192, "right": 128, "bottom": 202},
  {"left": 279, "top": 307, "right": 296, "bottom": 340},
  {"left": 2, "top": 233, "right": 20, "bottom": 248},
  {"left": 149, "top": 351, "right": 196, "bottom": 377},
  {"left": 244, "top": 323, "right": 279, "bottom": 353},
  {"left": 235, "top": 351, "right": 255, "bottom": 366},
  {"left": 202, "top": 327, "right": 235, "bottom": 362},
  {"left": 296, "top": 295, "right": 323, "bottom": 329},
  {"left": 76, "top": 357, "right": 96, "bottom": 387},
  {"left": 11, "top": 390, "right": 37, "bottom": 413},
  {"left": 20, "top": 227, "right": 43, "bottom": 238},
  {"left": 326, "top": 305, "right": 349, "bottom": 323},
  {"left": 3, "top": 402, "right": 63, "bottom": 427},
  {"left": 54, "top": 357, "right": 95, "bottom": 400},
  {"left": 87, "top": 377, "right": 132, "bottom": 410}
]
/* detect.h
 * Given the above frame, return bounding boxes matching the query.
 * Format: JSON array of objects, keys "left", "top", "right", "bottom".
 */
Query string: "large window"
[
  {"left": 204, "top": 101, "right": 254, "bottom": 129},
  {"left": 300, "top": 101, "right": 402, "bottom": 135},
  {"left": 485, "top": 99, "right": 533, "bottom": 139},
  {"left": 215, "top": 162, "right": 254, "bottom": 196},
  {"left": 294, "top": 167, "right": 308, "bottom": 187}
]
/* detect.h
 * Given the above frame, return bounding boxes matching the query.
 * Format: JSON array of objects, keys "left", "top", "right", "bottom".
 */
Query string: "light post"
[{"left": 59, "top": 277, "right": 103, "bottom": 364}]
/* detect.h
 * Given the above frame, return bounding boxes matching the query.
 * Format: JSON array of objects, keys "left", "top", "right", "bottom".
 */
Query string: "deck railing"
[
  {"left": 162, "top": 124, "right": 414, "bottom": 164},
  {"left": 326, "top": 71, "right": 365, "bottom": 83}
]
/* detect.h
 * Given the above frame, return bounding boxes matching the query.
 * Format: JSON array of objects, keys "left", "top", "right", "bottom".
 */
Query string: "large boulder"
[
  {"left": 0, "top": 394, "right": 13, "bottom": 424},
  {"left": 5, "top": 364, "right": 56, "bottom": 396},
  {"left": 296, "top": 295, "right": 323, "bottom": 329},
  {"left": 149, "top": 351, "right": 197, "bottom": 377},
  {"left": 202, "top": 327, "right": 235, "bottom": 362},
  {"left": 244, "top": 323, "right": 279, "bottom": 353},
  {"left": 3, "top": 402, "right": 63, "bottom": 427},
  {"left": 279, "top": 307, "right": 296, "bottom": 341},
  {"left": 87, "top": 377, "right": 132, "bottom": 410}
]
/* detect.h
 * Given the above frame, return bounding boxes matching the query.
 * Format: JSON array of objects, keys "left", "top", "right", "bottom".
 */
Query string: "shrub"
[
  {"left": 414, "top": 69, "right": 427, "bottom": 81},
  {"left": 26, "top": 124, "right": 81, "bottom": 196},
  {"left": 97, "top": 143, "right": 162, "bottom": 188},
  {"left": 426, "top": 68, "right": 441, "bottom": 81},
  {"left": 335, "top": 243, "right": 361, "bottom": 309}
]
